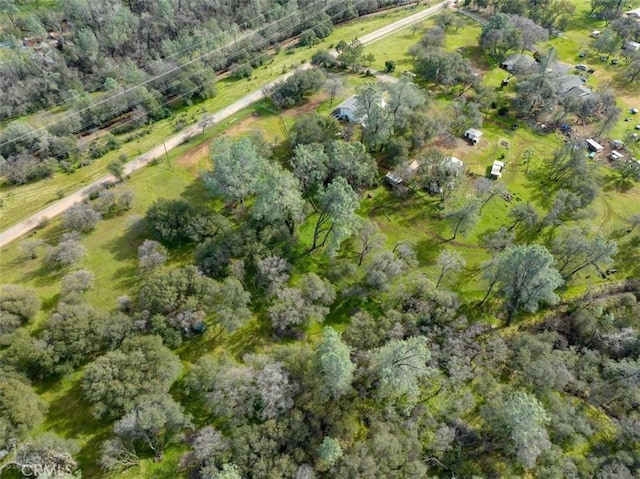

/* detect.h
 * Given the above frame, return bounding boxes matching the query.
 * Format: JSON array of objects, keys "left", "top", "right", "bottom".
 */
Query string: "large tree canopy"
[
  {"left": 82, "top": 336, "right": 182, "bottom": 419},
  {"left": 492, "top": 245, "right": 563, "bottom": 325},
  {"left": 203, "top": 136, "right": 266, "bottom": 205}
]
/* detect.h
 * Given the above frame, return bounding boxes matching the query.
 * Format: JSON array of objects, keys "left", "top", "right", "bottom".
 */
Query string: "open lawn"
[{"left": 361, "top": 15, "right": 484, "bottom": 75}]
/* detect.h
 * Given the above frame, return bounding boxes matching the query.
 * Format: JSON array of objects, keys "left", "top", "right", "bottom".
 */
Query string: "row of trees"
[
  {"left": 0, "top": 0, "right": 400, "bottom": 121},
  {"left": 465, "top": 0, "right": 576, "bottom": 32},
  {"left": 0, "top": 0, "right": 404, "bottom": 185}
]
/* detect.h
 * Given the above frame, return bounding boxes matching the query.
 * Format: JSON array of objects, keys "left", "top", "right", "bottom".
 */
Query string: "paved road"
[{"left": 0, "top": 1, "right": 447, "bottom": 249}]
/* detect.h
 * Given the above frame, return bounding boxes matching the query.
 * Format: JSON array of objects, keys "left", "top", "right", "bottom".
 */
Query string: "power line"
[
  {"left": 0, "top": 0, "right": 365, "bottom": 183},
  {"left": 0, "top": 0, "right": 343, "bottom": 161},
  {"left": 0, "top": 0, "right": 327, "bottom": 128},
  {"left": 0, "top": 0, "right": 337, "bottom": 152}
]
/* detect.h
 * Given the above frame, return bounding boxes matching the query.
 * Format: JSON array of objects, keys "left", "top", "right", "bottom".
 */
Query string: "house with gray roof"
[
  {"left": 500, "top": 54, "right": 537, "bottom": 74},
  {"left": 556, "top": 75, "right": 592, "bottom": 101},
  {"left": 332, "top": 96, "right": 360, "bottom": 122}
]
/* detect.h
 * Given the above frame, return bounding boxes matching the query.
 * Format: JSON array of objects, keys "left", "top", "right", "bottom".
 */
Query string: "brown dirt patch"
[
  {"left": 175, "top": 114, "right": 263, "bottom": 170},
  {"left": 175, "top": 140, "right": 212, "bottom": 170},
  {"left": 174, "top": 92, "right": 331, "bottom": 169},
  {"left": 222, "top": 115, "right": 262, "bottom": 137},
  {"left": 284, "top": 92, "right": 331, "bottom": 118}
]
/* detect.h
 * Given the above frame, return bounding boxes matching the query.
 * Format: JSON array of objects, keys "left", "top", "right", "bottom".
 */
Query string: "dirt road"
[{"left": 0, "top": 1, "right": 446, "bottom": 249}]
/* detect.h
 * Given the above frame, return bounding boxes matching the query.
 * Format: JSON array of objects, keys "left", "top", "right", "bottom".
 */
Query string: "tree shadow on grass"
[
  {"left": 41, "top": 292, "right": 60, "bottom": 313},
  {"left": 44, "top": 380, "right": 106, "bottom": 436},
  {"left": 106, "top": 220, "right": 144, "bottom": 263},
  {"left": 18, "top": 261, "right": 65, "bottom": 288},
  {"left": 75, "top": 431, "right": 111, "bottom": 478},
  {"left": 602, "top": 173, "right": 636, "bottom": 193},
  {"left": 324, "top": 296, "right": 365, "bottom": 327},
  {"left": 180, "top": 179, "right": 212, "bottom": 206},
  {"left": 42, "top": 379, "right": 111, "bottom": 475},
  {"left": 225, "top": 319, "right": 270, "bottom": 357},
  {"left": 415, "top": 236, "right": 444, "bottom": 266},
  {"left": 112, "top": 265, "right": 139, "bottom": 292},
  {"left": 616, "top": 234, "right": 640, "bottom": 280},
  {"left": 177, "top": 328, "right": 224, "bottom": 364},
  {"left": 521, "top": 172, "right": 556, "bottom": 209}
]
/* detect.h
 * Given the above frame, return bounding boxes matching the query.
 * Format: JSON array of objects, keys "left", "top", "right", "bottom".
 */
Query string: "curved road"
[{"left": 0, "top": 1, "right": 447, "bottom": 249}]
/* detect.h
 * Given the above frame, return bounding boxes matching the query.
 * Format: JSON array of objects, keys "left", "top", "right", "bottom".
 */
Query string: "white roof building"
[
  {"left": 491, "top": 160, "right": 505, "bottom": 179},
  {"left": 610, "top": 150, "right": 624, "bottom": 160},
  {"left": 625, "top": 7, "right": 640, "bottom": 19},
  {"left": 464, "top": 128, "right": 483, "bottom": 145},
  {"left": 586, "top": 139, "right": 604, "bottom": 152}
]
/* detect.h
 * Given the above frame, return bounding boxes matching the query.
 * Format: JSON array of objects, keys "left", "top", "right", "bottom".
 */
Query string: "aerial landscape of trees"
[{"left": 1, "top": 0, "right": 640, "bottom": 478}]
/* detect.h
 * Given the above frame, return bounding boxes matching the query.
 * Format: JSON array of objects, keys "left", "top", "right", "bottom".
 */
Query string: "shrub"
[{"left": 232, "top": 63, "right": 253, "bottom": 79}]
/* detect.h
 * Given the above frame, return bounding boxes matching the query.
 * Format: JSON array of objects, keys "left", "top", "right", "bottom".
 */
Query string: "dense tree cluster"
[
  {"left": 0, "top": 0, "right": 401, "bottom": 184},
  {"left": 268, "top": 68, "right": 326, "bottom": 109},
  {"left": 479, "top": 13, "right": 548, "bottom": 60},
  {"left": 466, "top": 0, "right": 576, "bottom": 32}
]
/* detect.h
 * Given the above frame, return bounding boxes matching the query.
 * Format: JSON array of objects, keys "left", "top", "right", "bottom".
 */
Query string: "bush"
[
  {"left": 232, "top": 63, "right": 253, "bottom": 79},
  {"left": 0, "top": 155, "right": 57, "bottom": 185},
  {"left": 88, "top": 134, "right": 120, "bottom": 159},
  {"left": 62, "top": 203, "right": 101, "bottom": 233},
  {"left": 385, "top": 60, "right": 396, "bottom": 72},
  {"left": 311, "top": 50, "right": 337, "bottom": 69},
  {"left": 44, "top": 233, "right": 86, "bottom": 268},
  {"left": 300, "top": 30, "right": 319, "bottom": 47},
  {"left": 268, "top": 68, "right": 326, "bottom": 109},
  {"left": 0, "top": 285, "right": 40, "bottom": 336}
]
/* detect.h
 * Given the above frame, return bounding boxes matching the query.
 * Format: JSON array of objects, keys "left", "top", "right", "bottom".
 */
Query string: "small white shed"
[
  {"left": 464, "top": 128, "right": 483, "bottom": 145},
  {"left": 586, "top": 138, "right": 604, "bottom": 152},
  {"left": 623, "top": 41, "right": 640, "bottom": 52},
  {"left": 490, "top": 160, "right": 505, "bottom": 179},
  {"left": 610, "top": 150, "right": 624, "bottom": 161}
]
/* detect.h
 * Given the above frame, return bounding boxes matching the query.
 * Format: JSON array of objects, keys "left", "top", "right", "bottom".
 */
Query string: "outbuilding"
[
  {"left": 490, "top": 160, "right": 505, "bottom": 179},
  {"left": 623, "top": 41, "right": 640, "bottom": 52},
  {"left": 625, "top": 7, "right": 640, "bottom": 20},
  {"left": 500, "top": 54, "right": 536, "bottom": 73},
  {"left": 384, "top": 172, "right": 403, "bottom": 186},
  {"left": 610, "top": 150, "right": 624, "bottom": 161},
  {"left": 331, "top": 96, "right": 359, "bottom": 122},
  {"left": 463, "top": 128, "right": 483, "bottom": 145},
  {"left": 586, "top": 138, "right": 604, "bottom": 152}
]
